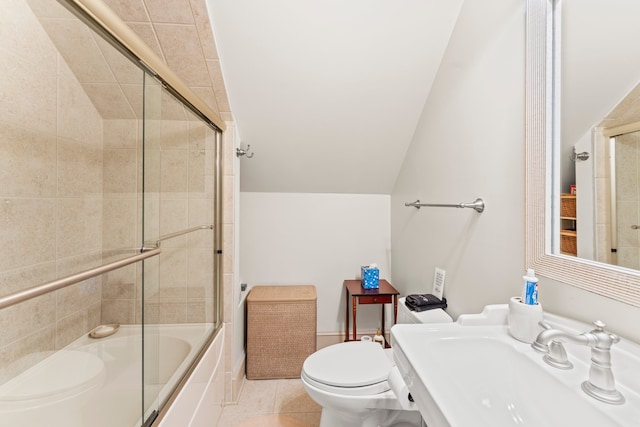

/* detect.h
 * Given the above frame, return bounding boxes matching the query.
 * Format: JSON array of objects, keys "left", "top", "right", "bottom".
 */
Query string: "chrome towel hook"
[{"left": 236, "top": 144, "right": 254, "bottom": 158}]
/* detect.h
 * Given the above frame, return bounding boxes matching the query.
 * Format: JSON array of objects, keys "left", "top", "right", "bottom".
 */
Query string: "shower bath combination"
[{"left": 0, "top": 0, "right": 225, "bottom": 425}]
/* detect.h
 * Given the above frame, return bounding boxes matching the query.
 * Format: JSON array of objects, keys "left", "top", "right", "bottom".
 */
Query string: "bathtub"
[{"left": 0, "top": 323, "right": 214, "bottom": 427}]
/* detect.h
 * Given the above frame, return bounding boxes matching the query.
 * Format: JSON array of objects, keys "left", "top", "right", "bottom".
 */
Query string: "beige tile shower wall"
[
  {"left": 100, "top": 119, "right": 142, "bottom": 324},
  {"left": 0, "top": 1, "right": 104, "bottom": 384},
  {"left": 100, "top": 117, "right": 216, "bottom": 325}
]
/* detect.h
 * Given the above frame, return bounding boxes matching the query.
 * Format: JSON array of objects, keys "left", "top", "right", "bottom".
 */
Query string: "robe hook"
[{"left": 236, "top": 144, "right": 254, "bottom": 158}]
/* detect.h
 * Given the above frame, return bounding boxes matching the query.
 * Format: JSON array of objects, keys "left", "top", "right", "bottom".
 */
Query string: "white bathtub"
[{"left": 0, "top": 324, "right": 214, "bottom": 427}]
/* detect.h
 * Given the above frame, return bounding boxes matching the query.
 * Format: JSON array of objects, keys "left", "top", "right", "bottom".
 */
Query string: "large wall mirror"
[{"left": 526, "top": 0, "right": 640, "bottom": 307}]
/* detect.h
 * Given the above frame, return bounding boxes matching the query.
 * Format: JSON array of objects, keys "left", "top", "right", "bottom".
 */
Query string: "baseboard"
[{"left": 316, "top": 329, "right": 389, "bottom": 350}]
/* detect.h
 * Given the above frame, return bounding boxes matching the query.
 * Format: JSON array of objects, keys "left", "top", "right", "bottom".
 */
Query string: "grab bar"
[
  {"left": 404, "top": 198, "right": 485, "bottom": 213},
  {"left": 144, "top": 224, "right": 214, "bottom": 249},
  {"left": 0, "top": 247, "right": 161, "bottom": 311}
]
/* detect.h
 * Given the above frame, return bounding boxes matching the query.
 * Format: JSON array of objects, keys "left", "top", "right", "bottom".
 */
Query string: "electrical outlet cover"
[{"left": 433, "top": 268, "right": 446, "bottom": 300}]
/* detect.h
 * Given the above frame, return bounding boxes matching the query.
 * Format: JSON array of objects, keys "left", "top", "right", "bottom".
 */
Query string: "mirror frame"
[{"left": 525, "top": 0, "right": 640, "bottom": 308}]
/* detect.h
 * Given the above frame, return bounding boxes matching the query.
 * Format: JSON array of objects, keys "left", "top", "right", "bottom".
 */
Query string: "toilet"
[{"left": 301, "top": 297, "right": 453, "bottom": 427}]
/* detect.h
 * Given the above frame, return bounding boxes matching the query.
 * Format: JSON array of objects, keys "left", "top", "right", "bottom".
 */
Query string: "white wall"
[
  {"left": 390, "top": 0, "right": 640, "bottom": 344},
  {"left": 240, "top": 192, "right": 391, "bottom": 333},
  {"left": 390, "top": 0, "right": 525, "bottom": 317}
]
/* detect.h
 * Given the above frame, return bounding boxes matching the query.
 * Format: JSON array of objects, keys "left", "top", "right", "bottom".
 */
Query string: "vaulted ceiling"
[{"left": 207, "top": 0, "right": 464, "bottom": 194}]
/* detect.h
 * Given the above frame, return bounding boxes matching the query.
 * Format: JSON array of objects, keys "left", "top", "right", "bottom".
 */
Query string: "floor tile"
[{"left": 217, "top": 378, "right": 321, "bottom": 427}]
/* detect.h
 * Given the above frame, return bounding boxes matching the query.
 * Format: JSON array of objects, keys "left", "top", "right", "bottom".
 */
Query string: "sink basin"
[{"left": 391, "top": 305, "right": 640, "bottom": 427}]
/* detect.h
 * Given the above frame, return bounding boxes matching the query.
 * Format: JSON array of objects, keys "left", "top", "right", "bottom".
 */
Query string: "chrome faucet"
[{"left": 531, "top": 320, "right": 625, "bottom": 405}]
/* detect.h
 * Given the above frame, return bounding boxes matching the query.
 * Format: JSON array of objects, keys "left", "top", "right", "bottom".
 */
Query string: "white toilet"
[{"left": 301, "top": 297, "right": 453, "bottom": 427}]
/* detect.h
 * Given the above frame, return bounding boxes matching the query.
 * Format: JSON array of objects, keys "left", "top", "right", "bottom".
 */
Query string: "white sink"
[{"left": 391, "top": 305, "right": 640, "bottom": 427}]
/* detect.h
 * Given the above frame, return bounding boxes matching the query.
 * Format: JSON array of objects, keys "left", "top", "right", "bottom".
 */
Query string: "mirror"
[
  {"left": 555, "top": 0, "right": 640, "bottom": 270},
  {"left": 525, "top": 0, "right": 640, "bottom": 307}
]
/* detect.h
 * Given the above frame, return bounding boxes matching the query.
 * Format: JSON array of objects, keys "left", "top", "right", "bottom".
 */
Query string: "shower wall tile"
[
  {"left": 189, "top": 0, "right": 219, "bottom": 60},
  {"left": 56, "top": 198, "right": 103, "bottom": 258},
  {"left": 222, "top": 273, "right": 233, "bottom": 324},
  {"left": 42, "top": 19, "right": 116, "bottom": 84},
  {"left": 57, "top": 58, "right": 104, "bottom": 144},
  {"left": 57, "top": 137, "right": 103, "bottom": 198},
  {"left": 0, "top": 198, "right": 56, "bottom": 271},
  {"left": 187, "top": 248, "right": 214, "bottom": 298},
  {"left": 102, "top": 298, "right": 136, "bottom": 324},
  {"left": 160, "top": 149, "right": 189, "bottom": 196},
  {"left": 144, "top": 0, "right": 194, "bottom": 24},
  {"left": 0, "top": 261, "right": 56, "bottom": 298},
  {"left": 158, "top": 300, "right": 188, "bottom": 323},
  {"left": 56, "top": 280, "right": 102, "bottom": 320},
  {"left": 82, "top": 83, "right": 137, "bottom": 120},
  {"left": 159, "top": 248, "right": 188, "bottom": 299},
  {"left": 207, "top": 60, "right": 231, "bottom": 113},
  {"left": 186, "top": 299, "right": 208, "bottom": 323},
  {"left": 222, "top": 224, "right": 234, "bottom": 275},
  {"left": 103, "top": 199, "right": 138, "bottom": 250},
  {"left": 154, "top": 24, "right": 211, "bottom": 87},
  {"left": 104, "top": 120, "right": 140, "bottom": 150},
  {"left": 94, "top": 36, "right": 143, "bottom": 86},
  {"left": 56, "top": 310, "right": 89, "bottom": 349},
  {"left": 0, "top": 123, "right": 57, "bottom": 197},
  {"left": 162, "top": 120, "right": 190, "bottom": 150},
  {"left": 104, "top": 148, "right": 138, "bottom": 196},
  {"left": 160, "top": 199, "right": 189, "bottom": 247},
  {"left": 0, "top": 293, "right": 55, "bottom": 347},
  {"left": 222, "top": 175, "right": 235, "bottom": 225},
  {"left": 126, "top": 22, "right": 165, "bottom": 61},
  {"left": 103, "top": 264, "right": 137, "bottom": 299},
  {"left": 190, "top": 87, "right": 220, "bottom": 115},
  {"left": 0, "top": 51, "right": 57, "bottom": 134},
  {"left": 6, "top": 0, "right": 63, "bottom": 64},
  {"left": 189, "top": 149, "right": 207, "bottom": 195}
]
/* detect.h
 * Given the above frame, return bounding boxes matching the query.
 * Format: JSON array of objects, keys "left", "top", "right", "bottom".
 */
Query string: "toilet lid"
[{"left": 303, "top": 342, "right": 392, "bottom": 388}]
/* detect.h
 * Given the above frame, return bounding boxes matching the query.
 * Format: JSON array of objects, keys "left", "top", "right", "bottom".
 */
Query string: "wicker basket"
[
  {"left": 560, "top": 232, "right": 577, "bottom": 255},
  {"left": 246, "top": 285, "right": 317, "bottom": 379},
  {"left": 560, "top": 195, "right": 576, "bottom": 218}
]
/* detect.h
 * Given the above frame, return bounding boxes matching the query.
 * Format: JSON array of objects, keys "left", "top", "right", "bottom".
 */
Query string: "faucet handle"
[
  {"left": 539, "top": 320, "right": 552, "bottom": 330},
  {"left": 592, "top": 320, "right": 606, "bottom": 331},
  {"left": 591, "top": 320, "right": 620, "bottom": 345}
]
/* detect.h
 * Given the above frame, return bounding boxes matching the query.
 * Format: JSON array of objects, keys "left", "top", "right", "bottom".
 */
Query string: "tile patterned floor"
[{"left": 216, "top": 379, "right": 321, "bottom": 427}]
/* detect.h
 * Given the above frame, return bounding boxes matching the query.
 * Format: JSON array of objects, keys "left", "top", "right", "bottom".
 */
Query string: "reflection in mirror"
[
  {"left": 555, "top": 0, "right": 640, "bottom": 273},
  {"left": 526, "top": 0, "right": 640, "bottom": 308}
]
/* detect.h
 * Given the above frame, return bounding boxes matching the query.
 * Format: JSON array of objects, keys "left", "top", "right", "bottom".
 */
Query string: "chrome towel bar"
[{"left": 404, "top": 198, "right": 485, "bottom": 213}]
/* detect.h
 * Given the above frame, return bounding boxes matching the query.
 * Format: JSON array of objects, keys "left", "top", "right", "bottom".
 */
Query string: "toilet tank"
[{"left": 397, "top": 297, "right": 453, "bottom": 324}]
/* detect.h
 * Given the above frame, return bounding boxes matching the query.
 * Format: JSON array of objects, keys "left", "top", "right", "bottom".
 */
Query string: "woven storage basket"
[
  {"left": 246, "top": 285, "right": 317, "bottom": 379},
  {"left": 560, "top": 195, "right": 576, "bottom": 218},
  {"left": 560, "top": 233, "right": 577, "bottom": 255}
]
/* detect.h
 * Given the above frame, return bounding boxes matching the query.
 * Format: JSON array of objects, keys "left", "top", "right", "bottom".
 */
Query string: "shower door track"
[{"left": 0, "top": 247, "right": 161, "bottom": 310}]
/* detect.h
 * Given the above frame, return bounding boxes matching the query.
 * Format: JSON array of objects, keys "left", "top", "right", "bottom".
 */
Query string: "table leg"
[
  {"left": 393, "top": 294, "right": 398, "bottom": 324},
  {"left": 352, "top": 295, "right": 358, "bottom": 341},
  {"left": 345, "top": 288, "right": 349, "bottom": 342},
  {"left": 381, "top": 304, "right": 386, "bottom": 345}
]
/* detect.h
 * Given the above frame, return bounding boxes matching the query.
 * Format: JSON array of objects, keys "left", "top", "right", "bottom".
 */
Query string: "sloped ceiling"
[{"left": 207, "top": 0, "right": 464, "bottom": 194}]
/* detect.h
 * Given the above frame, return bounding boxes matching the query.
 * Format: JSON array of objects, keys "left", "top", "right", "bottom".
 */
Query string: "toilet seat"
[{"left": 302, "top": 342, "right": 392, "bottom": 396}]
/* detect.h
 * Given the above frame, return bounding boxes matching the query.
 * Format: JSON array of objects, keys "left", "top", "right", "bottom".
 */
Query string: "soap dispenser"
[{"left": 373, "top": 329, "right": 385, "bottom": 347}]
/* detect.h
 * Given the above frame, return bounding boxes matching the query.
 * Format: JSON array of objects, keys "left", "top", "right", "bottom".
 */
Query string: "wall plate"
[{"left": 433, "top": 268, "right": 446, "bottom": 300}]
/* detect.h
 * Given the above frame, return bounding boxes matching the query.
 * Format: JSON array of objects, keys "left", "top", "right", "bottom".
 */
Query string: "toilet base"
[{"left": 318, "top": 407, "right": 421, "bottom": 427}]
